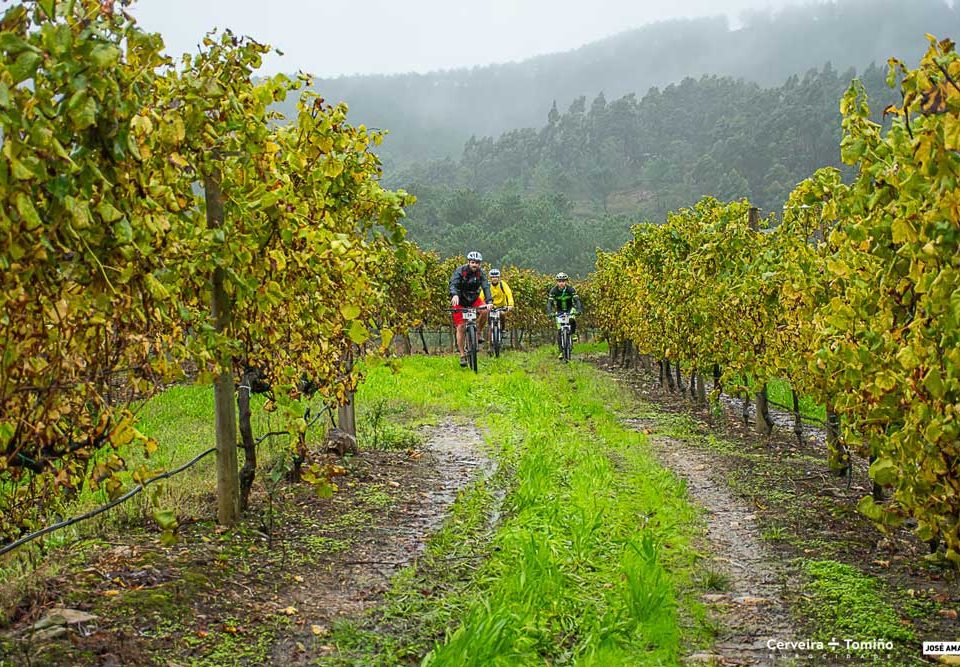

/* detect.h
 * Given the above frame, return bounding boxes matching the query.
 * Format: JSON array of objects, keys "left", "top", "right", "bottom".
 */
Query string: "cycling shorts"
[{"left": 452, "top": 297, "right": 485, "bottom": 326}]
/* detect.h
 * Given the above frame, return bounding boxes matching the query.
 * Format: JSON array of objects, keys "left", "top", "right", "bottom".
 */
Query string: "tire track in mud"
[
  {"left": 270, "top": 418, "right": 493, "bottom": 665},
  {"left": 624, "top": 417, "right": 799, "bottom": 666}
]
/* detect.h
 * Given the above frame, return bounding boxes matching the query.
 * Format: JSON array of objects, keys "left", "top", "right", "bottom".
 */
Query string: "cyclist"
[
  {"left": 450, "top": 251, "right": 493, "bottom": 367},
  {"left": 486, "top": 268, "right": 515, "bottom": 339},
  {"left": 546, "top": 272, "right": 582, "bottom": 358}
]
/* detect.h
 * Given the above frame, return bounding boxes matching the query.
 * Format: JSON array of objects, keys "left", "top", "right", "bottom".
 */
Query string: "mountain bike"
[
  {"left": 555, "top": 311, "right": 573, "bottom": 362},
  {"left": 450, "top": 306, "right": 483, "bottom": 372},
  {"left": 488, "top": 307, "right": 508, "bottom": 358}
]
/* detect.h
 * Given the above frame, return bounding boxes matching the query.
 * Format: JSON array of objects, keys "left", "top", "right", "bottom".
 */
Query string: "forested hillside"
[
  {"left": 397, "top": 62, "right": 898, "bottom": 276},
  {"left": 291, "top": 0, "right": 958, "bottom": 169}
]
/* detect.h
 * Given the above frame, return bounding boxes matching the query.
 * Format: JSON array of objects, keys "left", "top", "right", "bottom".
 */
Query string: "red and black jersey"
[{"left": 449, "top": 264, "right": 493, "bottom": 303}]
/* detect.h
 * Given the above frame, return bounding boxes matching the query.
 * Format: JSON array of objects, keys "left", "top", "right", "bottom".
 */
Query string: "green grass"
[
  {"left": 798, "top": 559, "right": 918, "bottom": 665},
  {"left": 765, "top": 378, "right": 827, "bottom": 424},
  {"left": 800, "top": 559, "right": 913, "bottom": 642},
  {"left": 3, "top": 344, "right": 710, "bottom": 664},
  {"left": 725, "top": 374, "right": 826, "bottom": 424},
  {"left": 0, "top": 383, "right": 314, "bottom": 603},
  {"left": 573, "top": 340, "right": 608, "bottom": 356},
  {"left": 323, "top": 348, "right": 709, "bottom": 665},
  {"left": 356, "top": 397, "right": 423, "bottom": 451}
]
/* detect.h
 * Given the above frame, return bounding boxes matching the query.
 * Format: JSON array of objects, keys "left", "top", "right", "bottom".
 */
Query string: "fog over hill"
[{"left": 285, "top": 0, "right": 958, "bottom": 168}]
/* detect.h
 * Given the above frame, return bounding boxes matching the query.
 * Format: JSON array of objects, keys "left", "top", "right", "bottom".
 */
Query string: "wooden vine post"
[
  {"left": 748, "top": 206, "right": 774, "bottom": 436},
  {"left": 206, "top": 168, "right": 241, "bottom": 526},
  {"left": 338, "top": 351, "right": 357, "bottom": 439}
]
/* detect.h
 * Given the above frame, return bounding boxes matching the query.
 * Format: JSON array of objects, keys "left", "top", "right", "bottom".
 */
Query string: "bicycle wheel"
[
  {"left": 467, "top": 324, "right": 479, "bottom": 373},
  {"left": 562, "top": 328, "right": 572, "bottom": 362},
  {"left": 492, "top": 319, "right": 502, "bottom": 358}
]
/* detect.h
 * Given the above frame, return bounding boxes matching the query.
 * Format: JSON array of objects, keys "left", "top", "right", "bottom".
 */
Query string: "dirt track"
[{"left": 626, "top": 417, "right": 797, "bottom": 666}]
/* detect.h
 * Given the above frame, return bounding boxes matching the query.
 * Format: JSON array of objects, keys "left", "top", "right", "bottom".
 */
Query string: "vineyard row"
[{"left": 594, "top": 36, "right": 960, "bottom": 562}]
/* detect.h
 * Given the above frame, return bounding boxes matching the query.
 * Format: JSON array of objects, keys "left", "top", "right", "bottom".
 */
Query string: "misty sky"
[{"left": 130, "top": 0, "right": 800, "bottom": 78}]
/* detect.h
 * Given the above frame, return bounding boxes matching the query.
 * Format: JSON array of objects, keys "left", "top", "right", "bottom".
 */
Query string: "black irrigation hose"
[
  {"left": 0, "top": 393, "right": 339, "bottom": 558},
  {"left": 0, "top": 447, "right": 217, "bottom": 558}
]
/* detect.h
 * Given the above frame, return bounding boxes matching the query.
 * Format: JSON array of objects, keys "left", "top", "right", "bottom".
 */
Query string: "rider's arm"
[
  {"left": 481, "top": 275, "right": 493, "bottom": 305},
  {"left": 503, "top": 281, "right": 515, "bottom": 308},
  {"left": 571, "top": 287, "right": 582, "bottom": 314},
  {"left": 449, "top": 266, "right": 462, "bottom": 298},
  {"left": 546, "top": 287, "right": 556, "bottom": 315}
]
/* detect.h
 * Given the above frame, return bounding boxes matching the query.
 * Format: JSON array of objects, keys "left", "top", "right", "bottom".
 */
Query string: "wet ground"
[
  {"left": 6, "top": 355, "right": 958, "bottom": 666},
  {"left": 1, "top": 419, "right": 492, "bottom": 666},
  {"left": 598, "top": 353, "right": 960, "bottom": 667},
  {"left": 269, "top": 419, "right": 492, "bottom": 665},
  {"left": 625, "top": 417, "right": 797, "bottom": 666}
]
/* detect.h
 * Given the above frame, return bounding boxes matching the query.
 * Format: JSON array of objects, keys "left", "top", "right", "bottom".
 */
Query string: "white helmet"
[
  {"left": 466, "top": 251, "right": 482, "bottom": 261},
  {"left": 489, "top": 268, "right": 501, "bottom": 277}
]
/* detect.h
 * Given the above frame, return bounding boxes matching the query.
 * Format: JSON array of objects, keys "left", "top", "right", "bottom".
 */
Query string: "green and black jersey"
[{"left": 547, "top": 285, "right": 582, "bottom": 314}]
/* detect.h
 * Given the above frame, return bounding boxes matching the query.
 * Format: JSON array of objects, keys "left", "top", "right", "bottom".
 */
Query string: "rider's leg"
[
  {"left": 570, "top": 318, "right": 577, "bottom": 338},
  {"left": 478, "top": 312, "right": 489, "bottom": 347},
  {"left": 456, "top": 323, "right": 466, "bottom": 357}
]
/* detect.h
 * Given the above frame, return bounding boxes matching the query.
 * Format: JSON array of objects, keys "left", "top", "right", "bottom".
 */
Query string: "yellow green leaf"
[
  {"left": 15, "top": 193, "right": 42, "bottom": 229},
  {"left": 944, "top": 113, "right": 960, "bottom": 151},
  {"left": 323, "top": 158, "right": 343, "bottom": 178},
  {"left": 153, "top": 509, "right": 178, "bottom": 531},
  {"left": 347, "top": 320, "right": 369, "bottom": 345}
]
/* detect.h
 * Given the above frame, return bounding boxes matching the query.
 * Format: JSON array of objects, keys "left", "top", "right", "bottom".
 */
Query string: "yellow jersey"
[{"left": 486, "top": 280, "right": 514, "bottom": 308}]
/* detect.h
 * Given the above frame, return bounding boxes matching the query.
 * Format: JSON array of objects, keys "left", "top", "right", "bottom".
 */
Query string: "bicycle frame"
[
  {"left": 555, "top": 312, "right": 573, "bottom": 362},
  {"left": 488, "top": 307, "right": 508, "bottom": 357},
  {"left": 450, "top": 306, "right": 483, "bottom": 372}
]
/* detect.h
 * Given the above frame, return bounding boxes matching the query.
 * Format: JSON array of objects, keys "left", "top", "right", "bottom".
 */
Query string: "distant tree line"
[
  {"left": 397, "top": 187, "right": 635, "bottom": 278},
  {"left": 396, "top": 62, "right": 900, "bottom": 276}
]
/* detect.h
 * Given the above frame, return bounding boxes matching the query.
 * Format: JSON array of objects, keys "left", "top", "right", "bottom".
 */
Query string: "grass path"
[
  {"left": 8, "top": 345, "right": 950, "bottom": 666},
  {"left": 1, "top": 346, "right": 739, "bottom": 666},
  {"left": 326, "top": 346, "right": 715, "bottom": 665}
]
